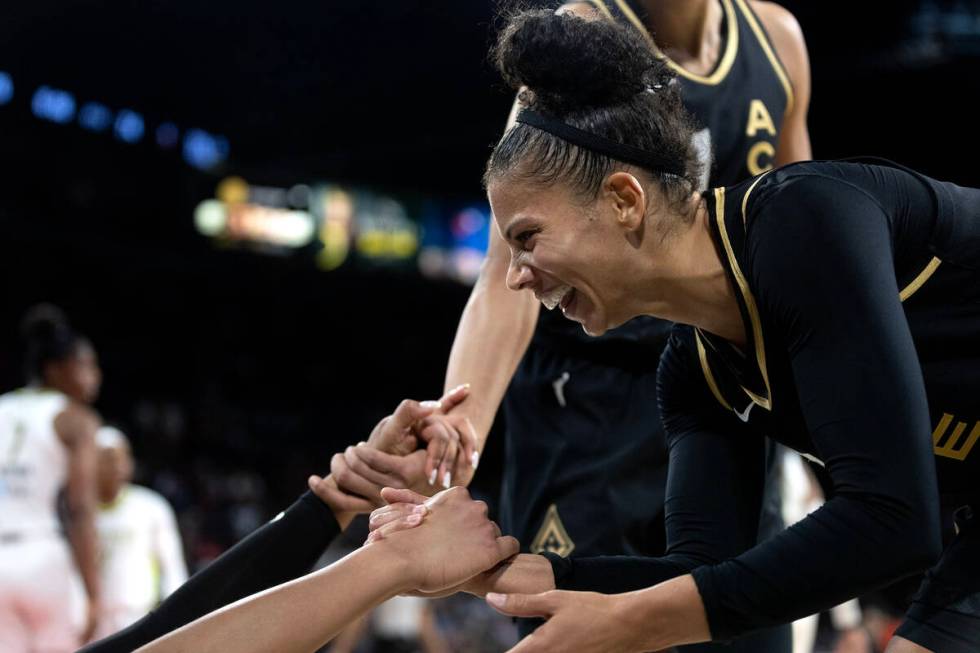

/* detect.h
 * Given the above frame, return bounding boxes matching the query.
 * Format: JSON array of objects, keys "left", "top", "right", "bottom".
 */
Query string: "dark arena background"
[{"left": 0, "top": 1, "right": 978, "bottom": 652}]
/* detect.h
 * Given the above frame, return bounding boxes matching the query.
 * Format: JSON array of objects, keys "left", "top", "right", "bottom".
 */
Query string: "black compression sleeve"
[
  {"left": 692, "top": 176, "right": 943, "bottom": 638},
  {"left": 79, "top": 491, "right": 342, "bottom": 653},
  {"left": 547, "top": 333, "right": 766, "bottom": 594}
]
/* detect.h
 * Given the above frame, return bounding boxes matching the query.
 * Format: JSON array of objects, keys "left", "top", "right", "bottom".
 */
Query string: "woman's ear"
[{"left": 604, "top": 171, "right": 646, "bottom": 247}]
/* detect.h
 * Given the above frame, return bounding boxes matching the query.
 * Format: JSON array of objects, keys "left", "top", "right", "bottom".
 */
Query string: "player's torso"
[
  {"left": 696, "top": 164, "right": 980, "bottom": 496},
  {"left": 98, "top": 486, "right": 163, "bottom": 609},
  {"left": 0, "top": 388, "right": 69, "bottom": 536}
]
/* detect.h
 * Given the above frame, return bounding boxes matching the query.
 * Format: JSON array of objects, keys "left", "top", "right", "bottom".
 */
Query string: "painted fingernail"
[
  {"left": 443, "top": 472, "right": 451, "bottom": 489},
  {"left": 428, "top": 469, "right": 437, "bottom": 486},
  {"left": 420, "top": 400, "right": 441, "bottom": 409},
  {"left": 486, "top": 593, "right": 506, "bottom": 608},
  {"left": 471, "top": 451, "right": 480, "bottom": 469}
]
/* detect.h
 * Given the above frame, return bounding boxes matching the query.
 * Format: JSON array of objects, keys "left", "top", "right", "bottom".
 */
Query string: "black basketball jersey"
[{"left": 533, "top": 0, "right": 795, "bottom": 353}]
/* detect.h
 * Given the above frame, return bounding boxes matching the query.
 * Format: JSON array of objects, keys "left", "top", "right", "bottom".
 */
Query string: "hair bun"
[
  {"left": 20, "top": 303, "right": 71, "bottom": 344},
  {"left": 494, "top": 9, "right": 666, "bottom": 114}
]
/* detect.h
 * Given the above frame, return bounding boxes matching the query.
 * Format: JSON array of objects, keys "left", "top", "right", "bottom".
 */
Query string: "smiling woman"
[{"left": 474, "top": 8, "right": 980, "bottom": 653}]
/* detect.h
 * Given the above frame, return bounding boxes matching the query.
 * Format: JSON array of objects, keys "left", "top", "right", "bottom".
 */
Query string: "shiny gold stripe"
[
  {"left": 713, "top": 187, "right": 772, "bottom": 410},
  {"left": 584, "top": 0, "right": 614, "bottom": 20},
  {"left": 733, "top": 0, "right": 794, "bottom": 114},
  {"left": 696, "top": 330, "right": 733, "bottom": 411},
  {"left": 740, "top": 171, "right": 772, "bottom": 226},
  {"left": 899, "top": 256, "right": 942, "bottom": 302},
  {"left": 613, "top": 0, "right": 739, "bottom": 86}
]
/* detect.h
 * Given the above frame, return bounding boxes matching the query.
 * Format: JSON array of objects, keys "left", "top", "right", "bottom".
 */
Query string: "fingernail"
[
  {"left": 428, "top": 469, "right": 437, "bottom": 486},
  {"left": 412, "top": 504, "right": 428, "bottom": 515},
  {"left": 420, "top": 400, "right": 441, "bottom": 409},
  {"left": 442, "top": 472, "right": 451, "bottom": 489},
  {"left": 453, "top": 383, "right": 471, "bottom": 392},
  {"left": 357, "top": 441, "right": 367, "bottom": 447},
  {"left": 407, "top": 513, "right": 422, "bottom": 525},
  {"left": 471, "top": 451, "right": 480, "bottom": 469},
  {"left": 486, "top": 593, "right": 506, "bottom": 608}
]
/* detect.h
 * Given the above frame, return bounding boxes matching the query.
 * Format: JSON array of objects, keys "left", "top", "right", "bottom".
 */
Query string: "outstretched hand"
[
  {"left": 486, "top": 590, "right": 642, "bottom": 653},
  {"left": 368, "top": 486, "right": 519, "bottom": 594}
]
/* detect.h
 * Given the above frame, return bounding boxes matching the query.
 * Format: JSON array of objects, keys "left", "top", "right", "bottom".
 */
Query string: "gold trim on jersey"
[
  {"left": 695, "top": 330, "right": 734, "bottom": 411},
  {"left": 740, "top": 170, "right": 773, "bottom": 226},
  {"left": 714, "top": 187, "right": 772, "bottom": 410},
  {"left": 733, "top": 0, "right": 794, "bottom": 114},
  {"left": 899, "top": 256, "right": 942, "bottom": 302},
  {"left": 587, "top": 0, "right": 739, "bottom": 86}
]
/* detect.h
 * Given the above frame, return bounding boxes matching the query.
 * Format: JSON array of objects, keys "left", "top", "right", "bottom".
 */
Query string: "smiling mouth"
[
  {"left": 559, "top": 287, "right": 576, "bottom": 314},
  {"left": 536, "top": 285, "right": 573, "bottom": 311}
]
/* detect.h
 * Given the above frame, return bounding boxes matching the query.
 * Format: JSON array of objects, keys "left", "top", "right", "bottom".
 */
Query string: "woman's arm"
[
  {"left": 54, "top": 403, "right": 103, "bottom": 644},
  {"left": 137, "top": 487, "right": 518, "bottom": 653},
  {"left": 136, "top": 539, "right": 412, "bottom": 653}
]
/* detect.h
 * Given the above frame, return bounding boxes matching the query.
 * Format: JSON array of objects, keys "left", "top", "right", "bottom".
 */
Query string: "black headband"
[{"left": 515, "top": 109, "right": 686, "bottom": 178}]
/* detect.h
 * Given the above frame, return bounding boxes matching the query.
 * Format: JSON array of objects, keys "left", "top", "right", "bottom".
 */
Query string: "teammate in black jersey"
[
  {"left": 434, "top": 9, "right": 980, "bottom": 653},
  {"left": 338, "top": 2, "right": 809, "bottom": 648}
]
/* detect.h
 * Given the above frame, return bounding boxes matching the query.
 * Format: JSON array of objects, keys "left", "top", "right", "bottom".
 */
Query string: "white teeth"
[
  {"left": 538, "top": 285, "right": 571, "bottom": 310},
  {"left": 559, "top": 287, "right": 574, "bottom": 313}
]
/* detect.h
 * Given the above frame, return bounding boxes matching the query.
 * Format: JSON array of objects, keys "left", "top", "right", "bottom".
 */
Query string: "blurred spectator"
[{"left": 94, "top": 426, "right": 187, "bottom": 638}]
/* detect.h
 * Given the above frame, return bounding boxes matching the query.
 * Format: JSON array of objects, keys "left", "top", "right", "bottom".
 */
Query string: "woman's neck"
[
  {"left": 632, "top": 197, "right": 746, "bottom": 346},
  {"left": 639, "top": 0, "right": 724, "bottom": 77}
]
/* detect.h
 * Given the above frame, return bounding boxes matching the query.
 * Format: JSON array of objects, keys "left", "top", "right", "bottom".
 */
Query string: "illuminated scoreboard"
[{"left": 194, "top": 177, "right": 491, "bottom": 284}]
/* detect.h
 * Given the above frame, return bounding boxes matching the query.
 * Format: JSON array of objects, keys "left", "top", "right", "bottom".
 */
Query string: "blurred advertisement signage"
[{"left": 195, "top": 176, "right": 491, "bottom": 283}]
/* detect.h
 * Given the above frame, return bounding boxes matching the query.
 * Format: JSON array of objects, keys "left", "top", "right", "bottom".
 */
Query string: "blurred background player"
[
  {"left": 94, "top": 425, "right": 187, "bottom": 639},
  {"left": 0, "top": 305, "right": 103, "bottom": 651}
]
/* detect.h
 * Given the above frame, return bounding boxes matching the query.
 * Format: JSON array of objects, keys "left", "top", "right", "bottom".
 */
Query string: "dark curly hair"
[
  {"left": 20, "top": 304, "right": 85, "bottom": 384},
  {"left": 485, "top": 8, "right": 702, "bottom": 211}
]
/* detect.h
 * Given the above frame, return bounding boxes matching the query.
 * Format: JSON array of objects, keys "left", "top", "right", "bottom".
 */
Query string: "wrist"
[
  {"left": 620, "top": 575, "right": 711, "bottom": 650},
  {"left": 363, "top": 537, "right": 417, "bottom": 596},
  {"left": 472, "top": 554, "right": 555, "bottom": 596}
]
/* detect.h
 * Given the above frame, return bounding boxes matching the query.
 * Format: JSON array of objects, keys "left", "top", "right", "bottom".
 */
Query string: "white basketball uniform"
[
  {"left": 95, "top": 483, "right": 187, "bottom": 638},
  {"left": 0, "top": 388, "right": 84, "bottom": 653}
]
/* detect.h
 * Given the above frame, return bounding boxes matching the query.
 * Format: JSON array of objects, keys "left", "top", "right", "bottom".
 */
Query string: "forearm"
[
  {"left": 136, "top": 544, "right": 409, "bottom": 653},
  {"left": 67, "top": 506, "right": 102, "bottom": 603},
  {"left": 616, "top": 575, "right": 712, "bottom": 651},
  {"left": 444, "top": 257, "right": 538, "bottom": 446},
  {"left": 691, "top": 493, "right": 938, "bottom": 640},
  {"left": 547, "top": 551, "right": 698, "bottom": 594}
]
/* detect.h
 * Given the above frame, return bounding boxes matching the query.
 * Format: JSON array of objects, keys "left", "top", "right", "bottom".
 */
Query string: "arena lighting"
[
  {"left": 0, "top": 72, "right": 13, "bottom": 105},
  {"left": 193, "top": 198, "right": 316, "bottom": 248},
  {"left": 31, "top": 86, "right": 76, "bottom": 124},
  {"left": 78, "top": 102, "right": 113, "bottom": 132},
  {"left": 156, "top": 122, "right": 180, "bottom": 149},
  {"left": 183, "top": 128, "right": 229, "bottom": 170},
  {"left": 114, "top": 109, "right": 145, "bottom": 143}
]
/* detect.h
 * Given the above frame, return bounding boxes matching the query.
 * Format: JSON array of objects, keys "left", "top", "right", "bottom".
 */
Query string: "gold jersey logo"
[
  {"left": 933, "top": 413, "right": 980, "bottom": 461},
  {"left": 530, "top": 504, "right": 576, "bottom": 557}
]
